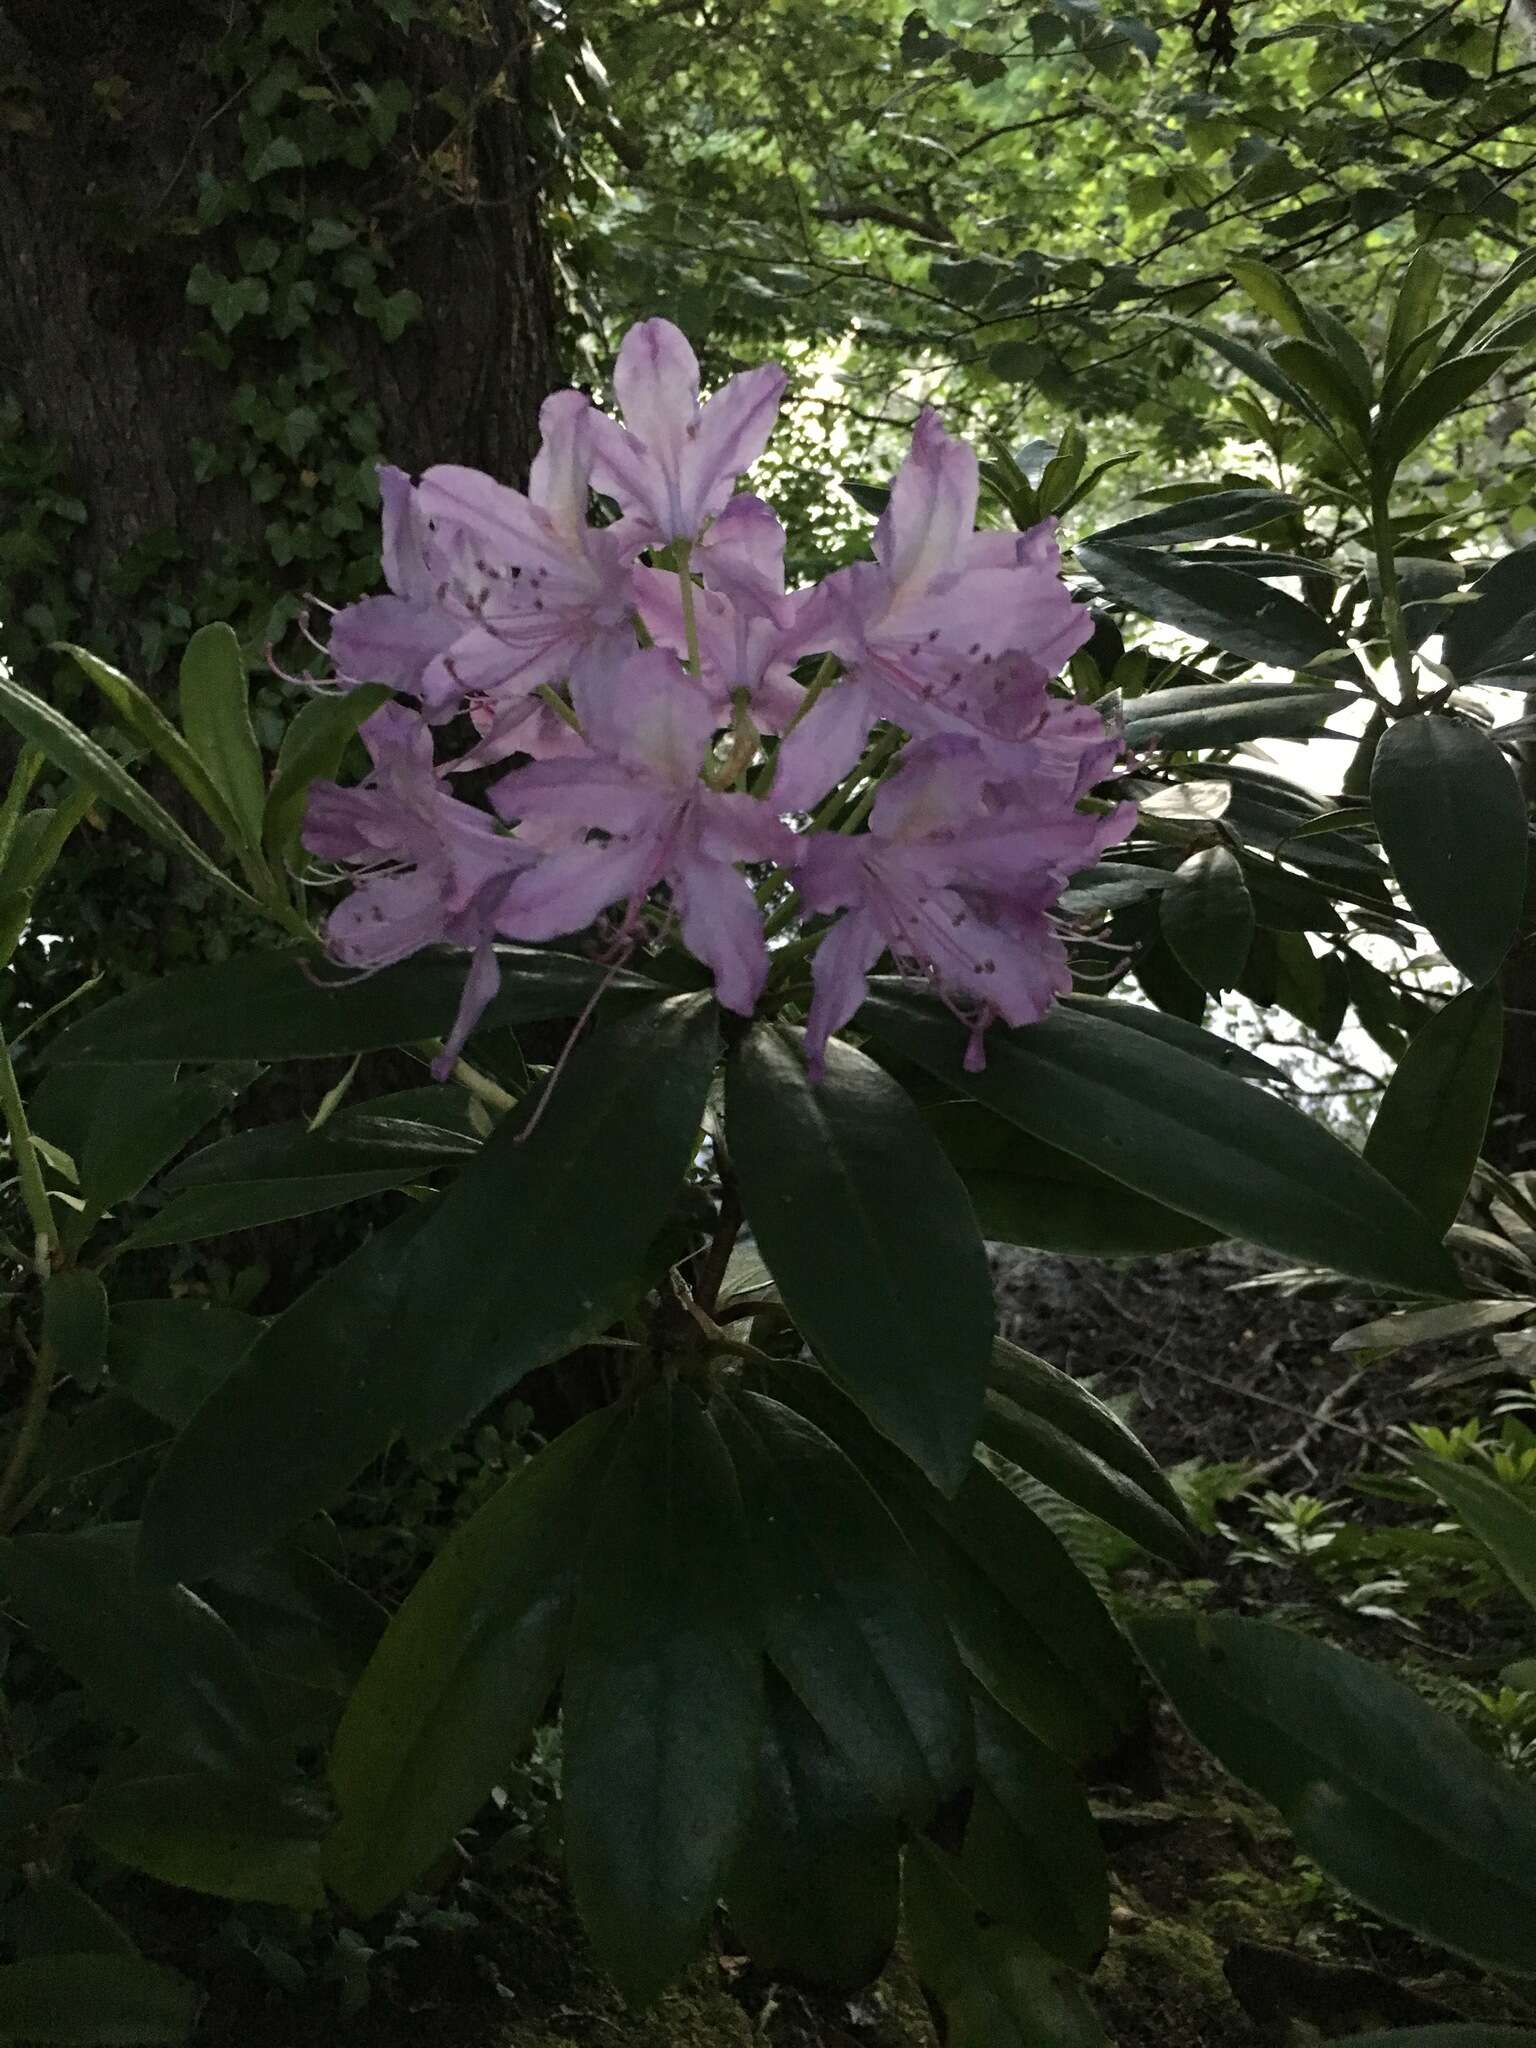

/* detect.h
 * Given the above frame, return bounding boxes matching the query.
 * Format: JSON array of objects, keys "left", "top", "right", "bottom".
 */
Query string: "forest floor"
[{"left": 141, "top": 1243, "right": 1536, "bottom": 2048}]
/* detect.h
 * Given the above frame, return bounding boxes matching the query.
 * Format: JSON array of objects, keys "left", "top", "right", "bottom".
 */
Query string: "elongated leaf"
[
  {"left": 108, "top": 1300, "right": 262, "bottom": 1429},
  {"left": 725, "top": 1671, "right": 900, "bottom": 1987},
  {"left": 1271, "top": 335, "right": 1371, "bottom": 440},
  {"left": 1087, "top": 488, "right": 1298, "bottom": 547},
  {"left": 392, "top": 992, "right": 719, "bottom": 1447},
  {"left": 1335, "top": 1298, "right": 1533, "bottom": 1360},
  {"left": 118, "top": 1171, "right": 428, "bottom": 1252},
  {"left": 1170, "top": 320, "right": 1334, "bottom": 433},
  {"left": 1059, "top": 862, "right": 1171, "bottom": 913},
  {"left": 1365, "top": 985, "right": 1503, "bottom": 1236},
  {"left": 1124, "top": 680, "right": 1350, "bottom": 750},
  {"left": 1160, "top": 847, "right": 1254, "bottom": 994},
  {"left": 178, "top": 624, "right": 265, "bottom": 850},
  {"left": 862, "top": 986, "right": 1459, "bottom": 1297},
  {"left": 59, "top": 644, "right": 238, "bottom": 843},
  {"left": 0, "top": 672, "right": 246, "bottom": 904},
  {"left": 728, "top": 1023, "right": 992, "bottom": 1493},
  {"left": 0, "top": 1956, "right": 198, "bottom": 2044},
  {"left": 1372, "top": 720, "right": 1526, "bottom": 985},
  {"left": 563, "top": 1384, "right": 763, "bottom": 2003},
  {"left": 979, "top": 1389, "right": 1196, "bottom": 1566},
  {"left": 80, "top": 1069, "right": 249, "bottom": 1219},
  {"left": 42, "top": 1269, "right": 107, "bottom": 1385},
  {"left": 904, "top": 1838, "right": 1109, "bottom": 2048},
  {"left": 963, "top": 1690, "right": 1109, "bottom": 1972},
  {"left": 52, "top": 948, "right": 659, "bottom": 1065},
  {"left": 1409, "top": 1453, "right": 1536, "bottom": 1615},
  {"left": 1387, "top": 249, "right": 1444, "bottom": 367},
  {"left": 1059, "top": 994, "right": 1276, "bottom": 1081},
  {"left": 1445, "top": 248, "right": 1536, "bottom": 356},
  {"left": 1335, "top": 2032, "right": 1536, "bottom": 2048},
  {"left": 141, "top": 999, "right": 713, "bottom": 1582},
  {"left": 987, "top": 1338, "right": 1192, "bottom": 1537},
  {"left": 0, "top": 1525, "right": 270, "bottom": 1764},
  {"left": 1130, "top": 1611, "right": 1536, "bottom": 1976},
  {"left": 1077, "top": 541, "right": 1361, "bottom": 678},
  {"left": 1443, "top": 545, "right": 1536, "bottom": 683},
  {"left": 84, "top": 1766, "right": 325, "bottom": 1910},
  {"left": 264, "top": 684, "right": 393, "bottom": 860},
  {"left": 8, "top": 1877, "right": 138, "bottom": 1961},
  {"left": 325, "top": 1408, "right": 619, "bottom": 1913},
  {"left": 1374, "top": 350, "right": 1514, "bottom": 476},
  {"left": 163, "top": 1112, "right": 478, "bottom": 1189},
  {"left": 714, "top": 1389, "right": 971, "bottom": 1820}
]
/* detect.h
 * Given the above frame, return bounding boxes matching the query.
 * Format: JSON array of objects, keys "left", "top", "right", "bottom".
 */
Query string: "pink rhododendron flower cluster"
[{"left": 306, "top": 319, "right": 1134, "bottom": 1078}]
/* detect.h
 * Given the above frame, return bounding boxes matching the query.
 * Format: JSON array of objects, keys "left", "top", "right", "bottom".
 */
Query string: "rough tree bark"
[{"left": 0, "top": 0, "right": 556, "bottom": 664}]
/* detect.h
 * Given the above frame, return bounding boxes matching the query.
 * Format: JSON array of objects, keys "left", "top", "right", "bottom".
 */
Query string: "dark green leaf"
[
  {"left": 58, "top": 645, "right": 238, "bottom": 844},
  {"left": 1058, "top": 995, "right": 1276, "bottom": 1081},
  {"left": 862, "top": 986, "right": 1458, "bottom": 1296},
  {"left": 1442, "top": 545, "right": 1536, "bottom": 683},
  {"left": 42, "top": 1270, "right": 107, "bottom": 1386},
  {"left": 1371, "top": 718, "right": 1526, "bottom": 985},
  {"left": 1160, "top": 848, "right": 1254, "bottom": 993},
  {"left": 1059, "top": 863, "right": 1171, "bottom": 914},
  {"left": 728, "top": 1023, "right": 992, "bottom": 1493},
  {"left": 962, "top": 1690, "right": 1109, "bottom": 1971},
  {"left": 163, "top": 1112, "right": 477, "bottom": 1189},
  {"left": 1408, "top": 1453, "right": 1536, "bottom": 1615},
  {"left": 904, "top": 1837, "right": 1109, "bottom": 2048},
  {"left": 1132, "top": 939, "right": 1205, "bottom": 1022},
  {"left": 1332, "top": 2031, "right": 1536, "bottom": 2047},
  {"left": 1445, "top": 248, "right": 1536, "bottom": 356},
  {"left": 1365, "top": 985, "right": 1502, "bottom": 1236},
  {"left": 1087, "top": 488, "right": 1298, "bottom": 547},
  {"left": 178, "top": 625, "right": 265, "bottom": 850},
  {"left": 563, "top": 1384, "right": 762, "bottom": 2003},
  {"left": 84, "top": 1766, "right": 325, "bottom": 1910},
  {"left": 118, "top": 1172, "right": 426, "bottom": 1253},
  {"left": 79, "top": 1068, "right": 248, "bottom": 1219},
  {"left": 108, "top": 1300, "right": 261, "bottom": 1429},
  {"left": 264, "top": 684, "right": 392, "bottom": 860},
  {"left": 1374, "top": 351, "right": 1514, "bottom": 476},
  {"left": 714, "top": 1389, "right": 971, "bottom": 1820},
  {"left": 1130, "top": 1611, "right": 1536, "bottom": 1975},
  {"left": 1270, "top": 335, "right": 1371, "bottom": 440},
  {"left": 1124, "top": 680, "right": 1350, "bottom": 750},
  {"left": 1077, "top": 541, "right": 1361, "bottom": 679},
  {"left": 0, "top": 1526, "right": 270, "bottom": 1764},
  {"left": 1387, "top": 249, "right": 1444, "bottom": 367},
  {"left": 7, "top": 1878, "right": 138, "bottom": 1960},
  {"left": 1170, "top": 321, "right": 1333, "bottom": 433},
  {"left": 53, "top": 948, "right": 659, "bottom": 1065},
  {"left": 0, "top": 671, "right": 246, "bottom": 905},
  {"left": 324, "top": 1409, "right": 619, "bottom": 1913},
  {"left": 725, "top": 1671, "right": 900, "bottom": 1987},
  {"left": 0, "top": 1956, "right": 198, "bottom": 2044}
]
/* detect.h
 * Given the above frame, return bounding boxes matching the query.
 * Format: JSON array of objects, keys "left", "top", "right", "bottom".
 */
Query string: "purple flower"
[
  {"left": 797, "top": 733, "right": 1133, "bottom": 1079},
  {"left": 327, "top": 392, "right": 642, "bottom": 738},
  {"left": 774, "top": 410, "right": 1094, "bottom": 805},
  {"left": 304, "top": 704, "right": 537, "bottom": 1074},
  {"left": 633, "top": 496, "right": 810, "bottom": 733},
  {"left": 587, "top": 320, "right": 788, "bottom": 544},
  {"left": 492, "top": 649, "right": 797, "bottom": 1013}
]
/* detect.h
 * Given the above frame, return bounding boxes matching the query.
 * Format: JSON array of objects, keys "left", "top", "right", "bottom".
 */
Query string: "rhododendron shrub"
[
  {"left": 4, "top": 267, "right": 1505, "bottom": 2039},
  {"left": 309, "top": 318, "right": 1134, "bottom": 1081}
]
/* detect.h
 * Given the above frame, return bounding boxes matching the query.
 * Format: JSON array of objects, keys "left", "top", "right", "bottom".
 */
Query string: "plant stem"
[
  {"left": 692, "top": 1176, "right": 742, "bottom": 1312},
  {"left": 0, "top": 1330, "right": 56, "bottom": 1528},
  {"left": 677, "top": 542, "right": 703, "bottom": 677},
  {"left": 1371, "top": 481, "right": 1418, "bottom": 707},
  {"left": 0, "top": 748, "right": 42, "bottom": 877},
  {"left": 0, "top": 1021, "right": 54, "bottom": 1276}
]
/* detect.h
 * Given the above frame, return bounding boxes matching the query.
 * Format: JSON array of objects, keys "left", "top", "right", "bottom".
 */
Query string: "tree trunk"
[{"left": 0, "top": 0, "right": 556, "bottom": 676}]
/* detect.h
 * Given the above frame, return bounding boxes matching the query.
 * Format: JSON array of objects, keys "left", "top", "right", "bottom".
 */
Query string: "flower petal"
[
  {"left": 672, "top": 857, "right": 773, "bottom": 1015},
  {"left": 873, "top": 409, "right": 979, "bottom": 593},
  {"left": 804, "top": 909, "right": 887, "bottom": 1080}
]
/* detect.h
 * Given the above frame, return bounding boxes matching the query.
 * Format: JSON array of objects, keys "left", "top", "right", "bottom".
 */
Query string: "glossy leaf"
[
  {"left": 59, "top": 644, "right": 237, "bottom": 844},
  {"left": 563, "top": 1384, "right": 763, "bottom": 2003},
  {"left": 52, "top": 947, "right": 660, "bottom": 1065},
  {"left": 1124, "top": 679, "right": 1350, "bottom": 750},
  {"left": 0, "top": 1525, "right": 271, "bottom": 1765},
  {"left": 725, "top": 1672, "right": 900, "bottom": 1987},
  {"left": 41, "top": 1269, "right": 107, "bottom": 1386},
  {"left": 1365, "top": 985, "right": 1503, "bottom": 1236},
  {"left": 393, "top": 992, "right": 718, "bottom": 1447},
  {"left": 1387, "top": 248, "right": 1444, "bottom": 366},
  {"left": 118, "top": 1170, "right": 429, "bottom": 1253},
  {"left": 325, "top": 1408, "right": 620, "bottom": 1913},
  {"left": 727, "top": 1022, "right": 992, "bottom": 1493},
  {"left": 714, "top": 1389, "right": 971, "bottom": 1820},
  {"left": 1160, "top": 847, "right": 1254, "bottom": 993},
  {"left": 1077, "top": 540, "right": 1362, "bottom": 678},
  {"left": 1408, "top": 1453, "right": 1536, "bottom": 1615},
  {"left": 79, "top": 1068, "right": 248, "bottom": 1220},
  {"left": 1372, "top": 720, "right": 1526, "bottom": 985},
  {"left": 862, "top": 986, "right": 1459, "bottom": 1297},
  {"left": 904, "top": 1837, "right": 1109, "bottom": 2048},
  {"left": 1058, "top": 994, "right": 1276, "bottom": 1081},
  {"left": 1442, "top": 544, "right": 1536, "bottom": 684},
  {"left": 962, "top": 1690, "right": 1109, "bottom": 1971},
  {"left": 0, "top": 1956, "right": 198, "bottom": 2044},
  {"left": 1087, "top": 487, "right": 1298, "bottom": 547},
  {"left": 1131, "top": 1611, "right": 1536, "bottom": 1975},
  {"left": 163, "top": 1112, "right": 478, "bottom": 1189},
  {"left": 1059, "top": 862, "right": 1171, "bottom": 913},
  {"left": 0, "top": 671, "right": 246, "bottom": 905},
  {"left": 84, "top": 1766, "right": 325, "bottom": 1910},
  {"left": 178, "top": 624, "right": 265, "bottom": 850},
  {"left": 1374, "top": 351, "right": 1514, "bottom": 476}
]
